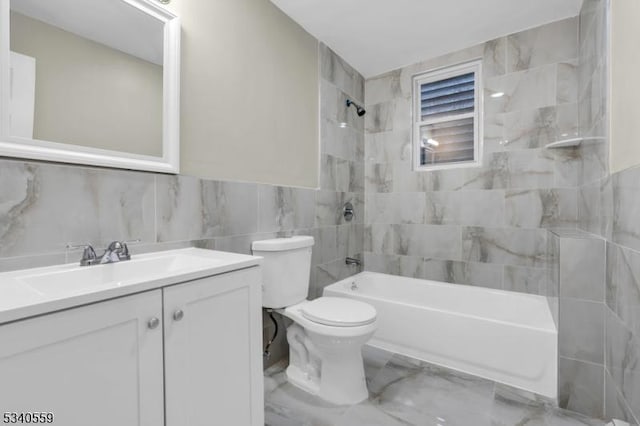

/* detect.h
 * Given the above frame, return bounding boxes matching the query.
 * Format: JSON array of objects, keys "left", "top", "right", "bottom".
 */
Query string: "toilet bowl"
[
  {"left": 251, "top": 236, "right": 377, "bottom": 405},
  {"left": 280, "top": 297, "right": 376, "bottom": 405}
]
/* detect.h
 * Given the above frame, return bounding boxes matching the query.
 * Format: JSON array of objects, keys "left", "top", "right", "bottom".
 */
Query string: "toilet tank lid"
[{"left": 251, "top": 236, "right": 314, "bottom": 251}]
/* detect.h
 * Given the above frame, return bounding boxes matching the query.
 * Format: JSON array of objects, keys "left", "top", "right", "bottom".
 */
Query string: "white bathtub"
[{"left": 323, "top": 271, "right": 557, "bottom": 399}]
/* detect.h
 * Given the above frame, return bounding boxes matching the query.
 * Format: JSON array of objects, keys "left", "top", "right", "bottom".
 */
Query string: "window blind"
[
  {"left": 417, "top": 70, "right": 477, "bottom": 166},
  {"left": 420, "top": 72, "right": 475, "bottom": 120},
  {"left": 420, "top": 117, "right": 475, "bottom": 165}
]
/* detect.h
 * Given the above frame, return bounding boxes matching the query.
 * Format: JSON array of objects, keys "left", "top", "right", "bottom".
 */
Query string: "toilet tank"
[{"left": 251, "top": 236, "right": 314, "bottom": 309}]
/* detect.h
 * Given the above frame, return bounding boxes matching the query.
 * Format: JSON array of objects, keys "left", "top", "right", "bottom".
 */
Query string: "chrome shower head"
[{"left": 346, "top": 99, "right": 366, "bottom": 117}]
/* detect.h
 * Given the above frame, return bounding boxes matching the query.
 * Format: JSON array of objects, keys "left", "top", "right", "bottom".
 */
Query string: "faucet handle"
[
  {"left": 106, "top": 239, "right": 139, "bottom": 261},
  {"left": 106, "top": 241, "right": 125, "bottom": 252},
  {"left": 66, "top": 243, "right": 98, "bottom": 266},
  {"left": 122, "top": 239, "right": 141, "bottom": 259},
  {"left": 82, "top": 246, "right": 98, "bottom": 262}
]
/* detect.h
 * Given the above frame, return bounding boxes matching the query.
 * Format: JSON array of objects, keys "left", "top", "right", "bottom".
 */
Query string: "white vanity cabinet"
[
  {"left": 0, "top": 290, "right": 165, "bottom": 426},
  {"left": 0, "top": 264, "right": 263, "bottom": 426},
  {"left": 164, "top": 267, "right": 264, "bottom": 426}
]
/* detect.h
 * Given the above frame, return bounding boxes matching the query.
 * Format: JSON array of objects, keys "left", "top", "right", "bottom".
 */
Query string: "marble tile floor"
[{"left": 264, "top": 347, "right": 605, "bottom": 426}]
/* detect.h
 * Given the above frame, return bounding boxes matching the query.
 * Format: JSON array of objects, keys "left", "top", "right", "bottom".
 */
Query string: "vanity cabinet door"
[
  {"left": 163, "top": 267, "right": 263, "bottom": 426},
  {"left": 0, "top": 290, "right": 164, "bottom": 426}
]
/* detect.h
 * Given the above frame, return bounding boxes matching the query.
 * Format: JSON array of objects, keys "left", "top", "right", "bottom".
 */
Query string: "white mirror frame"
[{"left": 0, "top": 0, "right": 180, "bottom": 173}]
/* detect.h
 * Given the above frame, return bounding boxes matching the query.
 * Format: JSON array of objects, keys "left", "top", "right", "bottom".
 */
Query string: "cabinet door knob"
[
  {"left": 173, "top": 309, "right": 184, "bottom": 321},
  {"left": 148, "top": 317, "right": 160, "bottom": 329}
]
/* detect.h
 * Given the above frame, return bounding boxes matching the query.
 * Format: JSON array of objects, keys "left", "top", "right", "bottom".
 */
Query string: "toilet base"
[
  {"left": 285, "top": 322, "right": 373, "bottom": 405},
  {"left": 286, "top": 361, "right": 369, "bottom": 406},
  {"left": 286, "top": 364, "right": 320, "bottom": 396}
]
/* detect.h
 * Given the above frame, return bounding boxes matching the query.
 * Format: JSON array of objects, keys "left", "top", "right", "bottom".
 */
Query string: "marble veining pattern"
[
  {"left": 484, "top": 64, "right": 559, "bottom": 116},
  {"left": 0, "top": 160, "right": 155, "bottom": 258},
  {"left": 258, "top": 185, "right": 316, "bottom": 233},
  {"left": 549, "top": 229, "right": 607, "bottom": 417},
  {"left": 557, "top": 236, "right": 605, "bottom": 301},
  {"left": 605, "top": 308, "right": 640, "bottom": 422},
  {"left": 506, "top": 18, "right": 578, "bottom": 73},
  {"left": 320, "top": 43, "right": 364, "bottom": 104},
  {"left": 500, "top": 104, "right": 578, "bottom": 151},
  {"left": 606, "top": 242, "right": 640, "bottom": 338},
  {"left": 612, "top": 167, "right": 640, "bottom": 253},
  {"left": 503, "top": 265, "right": 547, "bottom": 294},
  {"left": 156, "top": 175, "right": 259, "bottom": 241},
  {"left": 265, "top": 347, "right": 605, "bottom": 426},
  {"left": 461, "top": 227, "right": 548, "bottom": 268},
  {"left": 558, "top": 357, "right": 604, "bottom": 419},
  {"left": 559, "top": 299, "right": 604, "bottom": 364},
  {"left": 506, "top": 189, "right": 578, "bottom": 229},
  {"left": 361, "top": 21, "right": 617, "bottom": 420}
]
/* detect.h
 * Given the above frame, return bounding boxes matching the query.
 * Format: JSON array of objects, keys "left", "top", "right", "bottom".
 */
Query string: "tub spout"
[{"left": 345, "top": 257, "right": 361, "bottom": 267}]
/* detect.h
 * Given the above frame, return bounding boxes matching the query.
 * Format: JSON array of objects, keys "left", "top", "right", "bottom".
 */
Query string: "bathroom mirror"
[{"left": 0, "top": 0, "right": 180, "bottom": 173}]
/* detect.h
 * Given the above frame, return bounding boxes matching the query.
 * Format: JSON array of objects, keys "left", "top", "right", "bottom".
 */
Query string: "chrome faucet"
[
  {"left": 68, "top": 240, "right": 138, "bottom": 266},
  {"left": 100, "top": 241, "right": 132, "bottom": 264},
  {"left": 76, "top": 245, "right": 98, "bottom": 266}
]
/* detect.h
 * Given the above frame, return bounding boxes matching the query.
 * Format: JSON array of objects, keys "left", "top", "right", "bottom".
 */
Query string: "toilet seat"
[{"left": 300, "top": 297, "right": 376, "bottom": 327}]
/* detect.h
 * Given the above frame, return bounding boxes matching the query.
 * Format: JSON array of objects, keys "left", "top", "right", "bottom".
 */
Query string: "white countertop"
[{"left": 0, "top": 248, "right": 262, "bottom": 324}]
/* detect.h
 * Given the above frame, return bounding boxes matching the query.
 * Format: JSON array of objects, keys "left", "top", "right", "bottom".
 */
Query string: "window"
[{"left": 413, "top": 60, "right": 482, "bottom": 170}]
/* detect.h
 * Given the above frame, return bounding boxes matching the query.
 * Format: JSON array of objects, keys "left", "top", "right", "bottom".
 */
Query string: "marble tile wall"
[
  {"left": 549, "top": 229, "right": 606, "bottom": 418},
  {"left": 0, "top": 44, "right": 365, "bottom": 369},
  {"left": 584, "top": 164, "right": 640, "bottom": 425},
  {"left": 576, "top": 1, "right": 639, "bottom": 423},
  {"left": 0, "top": 159, "right": 364, "bottom": 284},
  {"left": 362, "top": 12, "right": 637, "bottom": 422},
  {"left": 605, "top": 223, "right": 640, "bottom": 424},
  {"left": 363, "top": 17, "right": 580, "bottom": 295},
  {"left": 315, "top": 43, "right": 365, "bottom": 299}
]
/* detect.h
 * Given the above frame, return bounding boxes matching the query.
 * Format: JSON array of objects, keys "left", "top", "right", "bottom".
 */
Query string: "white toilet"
[{"left": 252, "top": 236, "right": 377, "bottom": 405}]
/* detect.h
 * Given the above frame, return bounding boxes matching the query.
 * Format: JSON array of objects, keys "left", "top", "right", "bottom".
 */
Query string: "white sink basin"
[
  {"left": 20, "top": 253, "right": 223, "bottom": 297},
  {"left": 0, "top": 248, "right": 262, "bottom": 324}
]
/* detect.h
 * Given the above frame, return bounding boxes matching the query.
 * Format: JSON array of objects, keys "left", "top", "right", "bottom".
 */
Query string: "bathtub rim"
[{"left": 324, "top": 271, "right": 557, "bottom": 333}]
